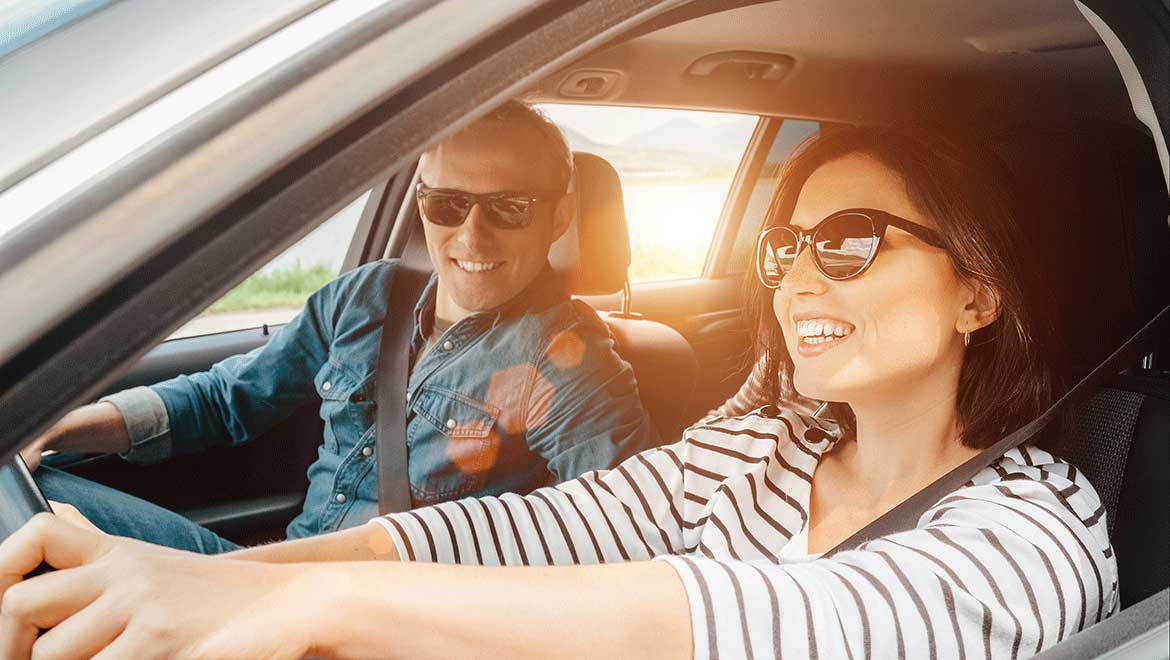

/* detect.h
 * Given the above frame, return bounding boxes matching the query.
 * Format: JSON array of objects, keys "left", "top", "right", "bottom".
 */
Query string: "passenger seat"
[{"left": 550, "top": 152, "right": 699, "bottom": 442}]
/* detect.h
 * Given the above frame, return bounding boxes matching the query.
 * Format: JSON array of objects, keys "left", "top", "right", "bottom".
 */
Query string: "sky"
[{"left": 539, "top": 103, "right": 753, "bottom": 146}]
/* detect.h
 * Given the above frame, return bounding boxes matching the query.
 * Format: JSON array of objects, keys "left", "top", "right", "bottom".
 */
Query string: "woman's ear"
[{"left": 958, "top": 280, "right": 1001, "bottom": 334}]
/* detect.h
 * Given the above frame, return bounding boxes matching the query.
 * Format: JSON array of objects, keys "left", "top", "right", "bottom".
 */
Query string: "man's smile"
[{"left": 451, "top": 258, "right": 505, "bottom": 273}]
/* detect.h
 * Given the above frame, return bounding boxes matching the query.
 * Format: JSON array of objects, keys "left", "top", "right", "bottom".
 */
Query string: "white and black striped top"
[{"left": 374, "top": 408, "right": 1118, "bottom": 660}]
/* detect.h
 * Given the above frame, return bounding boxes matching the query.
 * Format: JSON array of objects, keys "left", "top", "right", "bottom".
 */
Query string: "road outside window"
[
  {"left": 168, "top": 191, "right": 370, "bottom": 339},
  {"left": 539, "top": 104, "right": 757, "bottom": 282}
]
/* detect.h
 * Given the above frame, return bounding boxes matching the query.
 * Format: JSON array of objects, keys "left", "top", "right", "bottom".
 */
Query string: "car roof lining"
[{"left": 523, "top": 0, "right": 1138, "bottom": 129}]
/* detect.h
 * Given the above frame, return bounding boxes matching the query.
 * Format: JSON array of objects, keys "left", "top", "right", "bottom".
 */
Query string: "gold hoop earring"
[{"left": 963, "top": 331, "right": 971, "bottom": 347}]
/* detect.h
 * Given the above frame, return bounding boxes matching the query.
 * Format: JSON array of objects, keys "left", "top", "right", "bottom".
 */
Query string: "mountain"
[
  {"left": 617, "top": 118, "right": 752, "bottom": 162},
  {"left": 560, "top": 126, "right": 608, "bottom": 153}
]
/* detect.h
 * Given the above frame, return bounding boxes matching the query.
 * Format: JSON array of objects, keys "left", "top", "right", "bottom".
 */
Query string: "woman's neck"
[{"left": 836, "top": 365, "right": 979, "bottom": 506}]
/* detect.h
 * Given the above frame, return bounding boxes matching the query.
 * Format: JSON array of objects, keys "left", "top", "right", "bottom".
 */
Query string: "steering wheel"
[{"left": 0, "top": 454, "right": 54, "bottom": 577}]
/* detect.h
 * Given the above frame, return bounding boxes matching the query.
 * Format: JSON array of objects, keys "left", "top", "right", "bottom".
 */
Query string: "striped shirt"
[{"left": 374, "top": 407, "right": 1118, "bottom": 660}]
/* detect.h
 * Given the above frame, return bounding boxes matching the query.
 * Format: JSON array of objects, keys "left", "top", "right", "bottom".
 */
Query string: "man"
[{"left": 24, "top": 100, "right": 657, "bottom": 554}]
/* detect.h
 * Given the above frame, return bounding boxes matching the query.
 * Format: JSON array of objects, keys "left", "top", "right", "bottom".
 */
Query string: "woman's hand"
[
  {"left": 0, "top": 513, "right": 326, "bottom": 660},
  {"left": 47, "top": 500, "right": 102, "bottom": 534}
]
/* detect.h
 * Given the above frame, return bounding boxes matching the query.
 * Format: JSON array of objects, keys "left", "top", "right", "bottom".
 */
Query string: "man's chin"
[{"left": 447, "top": 288, "right": 516, "bottom": 314}]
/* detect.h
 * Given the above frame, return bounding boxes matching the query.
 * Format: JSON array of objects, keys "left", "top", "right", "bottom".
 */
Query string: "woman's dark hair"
[{"left": 748, "top": 125, "right": 1063, "bottom": 449}]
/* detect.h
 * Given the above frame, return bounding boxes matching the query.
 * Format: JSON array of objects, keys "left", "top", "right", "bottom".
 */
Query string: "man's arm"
[
  {"left": 22, "top": 293, "right": 334, "bottom": 469},
  {"left": 526, "top": 312, "right": 659, "bottom": 483},
  {"left": 20, "top": 403, "right": 129, "bottom": 471},
  {"left": 120, "top": 263, "right": 398, "bottom": 464},
  {"left": 20, "top": 266, "right": 360, "bottom": 470}
]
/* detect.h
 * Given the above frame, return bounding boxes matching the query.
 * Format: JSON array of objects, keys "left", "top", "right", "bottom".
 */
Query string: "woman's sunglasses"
[
  {"left": 416, "top": 183, "right": 562, "bottom": 230},
  {"left": 755, "top": 208, "right": 945, "bottom": 287}
]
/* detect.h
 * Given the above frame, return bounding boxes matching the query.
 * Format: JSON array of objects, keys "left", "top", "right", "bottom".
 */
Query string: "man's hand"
[
  {"left": 19, "top": 403, "right": 131, "bottom": 472},
  {"left": 17, "top": 435, "right": 50, "bottom": 473},
  {"left": 0, "top": 514, "right": 325, "bottom": 660}
]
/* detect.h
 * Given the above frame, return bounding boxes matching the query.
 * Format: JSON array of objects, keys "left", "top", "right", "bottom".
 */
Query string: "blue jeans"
[{"left": 34, "top": 467, "right": 240, "bottom": 555}]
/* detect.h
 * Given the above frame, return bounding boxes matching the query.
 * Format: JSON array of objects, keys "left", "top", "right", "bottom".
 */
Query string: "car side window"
[
  {"left": 726, "top": 119, "right": 821, "bottom": 273},
  {"left": 168, "top": 191, "right": 371, "bottom": 339},
  {"left": 538, "top": 104, "right": 757, "bottom": 283}
]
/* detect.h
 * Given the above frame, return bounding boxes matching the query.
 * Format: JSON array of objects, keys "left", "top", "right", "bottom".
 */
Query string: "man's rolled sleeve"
[{"left": 103, "top": 386, "right": 173, "bottom": 465}]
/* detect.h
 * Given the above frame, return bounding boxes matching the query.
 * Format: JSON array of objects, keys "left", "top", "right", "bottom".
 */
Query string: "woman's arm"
[
  {"left": 234, "top": 439, "right": 694, "bottom": 567},
  {"left": 314, "top": 558, "right": 691, "bottom": 660},
  {"left": 228, "top": 523, "right": 398, "bottom": 563},
  {"left": 0, "top": 514, "right": 691, "bottom": 660}
]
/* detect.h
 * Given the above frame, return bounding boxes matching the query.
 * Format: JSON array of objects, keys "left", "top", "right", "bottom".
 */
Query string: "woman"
[{"left": 0, "top": 127, "right": 1115, "bottom": 660}]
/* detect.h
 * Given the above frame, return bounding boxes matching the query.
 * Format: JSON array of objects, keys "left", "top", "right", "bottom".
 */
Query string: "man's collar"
[
  {"left": 495, "top": 261, "right": 566, "bottom": 320},
  {"left": 411, "top": 261, "right": 566, "bottom": 338}
]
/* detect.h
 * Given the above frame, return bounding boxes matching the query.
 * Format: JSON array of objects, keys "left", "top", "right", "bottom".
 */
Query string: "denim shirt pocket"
[
  {"left": 408, "top": 385, "right": 502, "bottom": 503},
  {"left": 314, "top": 360, "right": 371, "bottom": 454}
]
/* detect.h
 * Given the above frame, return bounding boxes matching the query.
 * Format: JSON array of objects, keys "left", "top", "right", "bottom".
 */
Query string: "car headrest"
[
  {"left": 549, "top": 152, "right": 631, "bottom": 295},
  {"left": 990, "top": 122, "right": 1169, "bottom": 378}
]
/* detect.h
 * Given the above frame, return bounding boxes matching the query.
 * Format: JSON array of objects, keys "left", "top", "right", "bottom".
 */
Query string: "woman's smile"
[{"left": 791, "top": 313, "right": 856, "bottom": 357}]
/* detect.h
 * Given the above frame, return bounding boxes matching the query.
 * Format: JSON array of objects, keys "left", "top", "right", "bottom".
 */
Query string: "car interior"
[{"left": 3, "top": 0, "right": 1166, "bottom": 655}]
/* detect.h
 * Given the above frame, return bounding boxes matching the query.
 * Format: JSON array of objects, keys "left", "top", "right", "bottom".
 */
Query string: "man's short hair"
[{"left": 433, "top": 100, "right": 574, "bottom": 192}]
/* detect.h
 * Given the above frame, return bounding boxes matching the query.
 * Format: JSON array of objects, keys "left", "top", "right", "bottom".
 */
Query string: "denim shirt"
[{"left": 126, "top": 259, "right": 657, "bottom": 538}]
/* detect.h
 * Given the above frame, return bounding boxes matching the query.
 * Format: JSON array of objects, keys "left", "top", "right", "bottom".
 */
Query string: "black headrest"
[
  {"left": 991, "top": 122, "right": 1169, "bottom": 377},
  {"left": 549, "top": 152, "right": 631, "bottom": 295}
]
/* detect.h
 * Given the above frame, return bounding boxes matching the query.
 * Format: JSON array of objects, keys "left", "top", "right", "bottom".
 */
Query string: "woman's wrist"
[
  {"left": 298, "top": 562, "right": 405, "bottom": 660},
  {"left": 285, "top": 563, "right": 359, "bottom": 659}
]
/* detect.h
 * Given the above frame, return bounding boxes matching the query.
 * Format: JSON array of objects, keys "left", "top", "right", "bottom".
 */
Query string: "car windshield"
[{"left": 0, "top": 0, "right": 113, "bottom": 60}]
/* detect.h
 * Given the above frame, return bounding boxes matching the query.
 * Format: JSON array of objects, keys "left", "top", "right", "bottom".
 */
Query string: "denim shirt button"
[
  {"left": 442, "top": 340, "right": 454, "bottom": 351},
  {"left": 445, "top": 418, "right": 456, "bottom": 430},
  {"left": 334, "top": 493, "right": 347, "bottom": 503},
  {"left": 322, "top": 381, "right": 332, "bottom": 392},
  {"left": 361, "top": 446, "right": 373, "bottom": 457}
]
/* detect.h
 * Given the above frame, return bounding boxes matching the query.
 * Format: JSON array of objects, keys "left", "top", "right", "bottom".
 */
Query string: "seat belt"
[
  {"left": 375, "top": 263, "right": 431, "bottom": 515},
  {"left": 826, "top": 304, "right": 1170, "bottom": 556}
]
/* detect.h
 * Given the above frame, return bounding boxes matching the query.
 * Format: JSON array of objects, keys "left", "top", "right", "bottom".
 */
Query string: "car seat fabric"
[
  {"left": 992, "top": 121, "right": 1170, "bottom": 377},
  {"left": 1058, "top": 372, "right": 1169, "bottom": 609},
  {"left": 992, "top": 122, "right": 1169, "bottom": 610},
  {"left": 550, "top": 151, "right": 698, "bottom": 441},
  {"left": 1109, "top": 374, "right": 1170, "bottom": 608}
]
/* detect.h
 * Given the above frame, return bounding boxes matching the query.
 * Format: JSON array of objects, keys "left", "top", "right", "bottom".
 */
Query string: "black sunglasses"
[
  {"left": 755, "top": 208, "right": 945, "bottom": 287},
  {"left": 416, "top": 183, "right": 562, "bottom": 230}
]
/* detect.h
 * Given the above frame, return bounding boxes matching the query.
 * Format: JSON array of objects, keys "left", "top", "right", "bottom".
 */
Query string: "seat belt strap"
[
  {"left": 375, "top": 263, "right": 431, "bottom": 515},
  {"left": 826, "top": 304, "right": 1169, "bottom": 556}
]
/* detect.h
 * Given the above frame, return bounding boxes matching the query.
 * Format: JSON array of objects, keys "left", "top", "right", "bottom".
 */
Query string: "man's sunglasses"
[
  {"left": 416, "top": 183, "right": 562, "bottom": 230},
  {"left": 755, "top": 208, "right": 945, "bottom": 287}
]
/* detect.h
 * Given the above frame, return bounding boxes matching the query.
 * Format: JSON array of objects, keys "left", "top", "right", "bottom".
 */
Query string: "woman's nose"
[{"left": 778, "top": 246, "right": 828, "bottom": 296}]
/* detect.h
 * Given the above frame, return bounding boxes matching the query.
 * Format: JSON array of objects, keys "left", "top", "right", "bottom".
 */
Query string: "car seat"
[
  {"left": 550, "top": 152, "right": 699, "bottom": 442},
  {"left": 993, "top": 121, "right": 1169, "bottom": 610}
]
